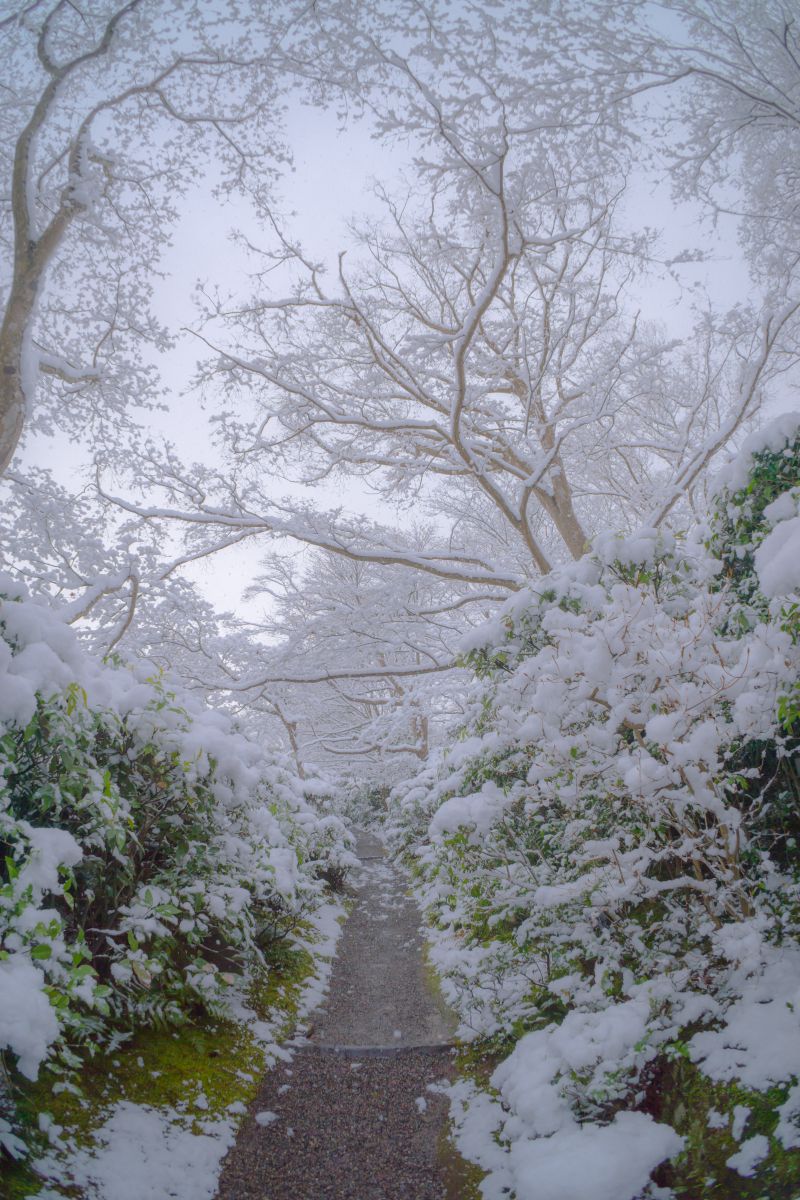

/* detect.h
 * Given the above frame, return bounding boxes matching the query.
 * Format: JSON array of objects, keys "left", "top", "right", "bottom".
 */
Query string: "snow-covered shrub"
[
  {"left": 328, "top": 781, "right": 392, "bottom": 830},
  {"left": 0, "top": 573, "right": 351, "bottom": 1141},
  {"left": 710, "top": 411, "right": 800, "bottom": 615},
  {"left": 709, "top": 416, "right": 800, "bottom": 875},
  {"left": 388, "top": 415, "right": 800, "bottom": 1197}
]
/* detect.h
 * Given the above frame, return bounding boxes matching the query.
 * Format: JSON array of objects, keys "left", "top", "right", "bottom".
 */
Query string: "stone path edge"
[{"left": 295, "top": 1043, "right": 456, "bottom": 1057}]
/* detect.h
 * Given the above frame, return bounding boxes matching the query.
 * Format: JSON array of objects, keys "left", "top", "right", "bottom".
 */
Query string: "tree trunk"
[{"left": 0, "top": 271, "right": 40, "bottom": 475}]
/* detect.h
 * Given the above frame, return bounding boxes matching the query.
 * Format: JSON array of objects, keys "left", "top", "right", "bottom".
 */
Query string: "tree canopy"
[{"left": 2, "top": 0, "right": 798, "bottom": 772}]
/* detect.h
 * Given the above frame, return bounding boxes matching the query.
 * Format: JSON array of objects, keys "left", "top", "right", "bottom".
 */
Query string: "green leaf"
[{"left": 30, "top": 944, "right": 52, "bottom": 960}]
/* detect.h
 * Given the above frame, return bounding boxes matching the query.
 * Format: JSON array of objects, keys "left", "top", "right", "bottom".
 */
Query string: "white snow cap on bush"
[
  {"left": 0, "top": 955, "right": 60, "bottom": 1080},
  {"left": 16, "top": 824, "right": 83, "bottom": 901},
  {"left": 714, "top": 409, "right": 800, "bottom": 494},
  {"left": 499, "top": 1111, "right": 682, "bottom": 1200},
  {"left": 755, "top": 507, "right": 800, "bottom": 597}
]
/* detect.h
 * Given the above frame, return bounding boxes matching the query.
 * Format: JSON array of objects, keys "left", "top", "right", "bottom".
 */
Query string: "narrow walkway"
[{"left": 216, "top": 831, "right": 457, "bottom": 1199}]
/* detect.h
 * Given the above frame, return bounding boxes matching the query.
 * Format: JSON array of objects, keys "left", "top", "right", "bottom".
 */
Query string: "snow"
[
  {"left": 0, "top": 955, "right": 60, "bottom": 1080},
  {"left": 438, "top": 992, "right": 685, "bottom": 1199},
  {"left": 21, "top": 888, "right": 346, "bottom": 1195},
  {"left": 35, "top": 1103, "right": 235, "bottom": 1200},
  {"left": 689, "top": 950, "right": 800, "bottom": 1092},
  {"left": 593, "top": 527, "right": 675, "bottom": 569},
  {"left": 498, "top": 1111, "right": 683, "bottom": 1200},
  {"left": 0, "top": 669, "right": 38, "bottom": 727},
  {"left": 764, "top": 490, "right": 799, "bottom": 524},
  {"left": 446, "top": 1078, "right": 682, "bottom": 1200},
  {"left": 776, "top": 1083, "right": 800, "bottom": 1149},
  {"left": 429, "top": 780, "right": 511, "bottom": 839},
  {"left": 386, "top": 450, "right": 800, "bottom": 1197},
  {"left": 726, "top": 1134, "right": 770, "bottom": 1177},
  {"left": 16, "top": 824, "right": 82, "bottom": 901},
  {"left": 755, "top": 513, "right": 800, "bottom": 596},
  {"left": 714, "top": 411, "right": 800, "bottom": 493},
  {"left": 731, "top": 1105, "right": 751, "bottom": 1141},
  {"left": 3, "top": 389, "right": 799, "bottom": 1194},
  {"left": 292, "top": 897, "right": 347, "bottom": 1023},
  {"left": 0, "top": 569, "right": 353, "bottom": 1160},
  {"left": 254, "top": 1110, "right": 279, "bottom": 1126}
]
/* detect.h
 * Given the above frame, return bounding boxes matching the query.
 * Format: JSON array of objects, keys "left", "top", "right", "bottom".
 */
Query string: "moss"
[
  {"left": 244, "top": 940, "right": 315, "bottom": 1023},
  {"left": 437, "top": 1122, "right": 486, "bottom": 1200},
  {"left": 421, "top": 944, "right": 457, "bottom": 1033},
  {"left": 646, "top": 1055, "right": 800, "bottom": 1199},
  {"left": 1, "top": 937, "right": 318, "bottom": 1199},
  {"left": 2, "top": 1021, "right": 260, "bottom": 1200}
]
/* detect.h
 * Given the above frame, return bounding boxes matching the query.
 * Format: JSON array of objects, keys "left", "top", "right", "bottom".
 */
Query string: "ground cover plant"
[{"left": 388, "top": 413, "right": 800, "bottom": 1200}]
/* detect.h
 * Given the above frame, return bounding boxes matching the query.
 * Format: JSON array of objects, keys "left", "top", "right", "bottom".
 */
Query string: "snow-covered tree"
[
  {"left": 222, "top": 545, "right": 490, "bottom": 776},
  {"left": 0, "top": 0, "right": 294, "bottom": 474},
  {"left": 590, "top": 0, "right": 800, "bottom": 278},
  {"left": 106, "top": 1, "right": 791, "bottom": 569}
]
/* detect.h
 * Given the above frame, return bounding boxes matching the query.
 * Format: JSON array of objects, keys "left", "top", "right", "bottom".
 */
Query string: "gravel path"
[
  {"left": 311, "top": 830, "right": 454, "bottom": 1050},
  {"left": 215, "top": 831, "right": 458, "bottom": 1199}
]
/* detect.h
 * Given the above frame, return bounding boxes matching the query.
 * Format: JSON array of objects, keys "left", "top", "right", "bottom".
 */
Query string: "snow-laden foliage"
[
  {"left": 0, "top": 571, "right": 352, "bottom": 1156},
  {"left": 388, "top": 414, "right": 800, "bottom": 1197}
]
